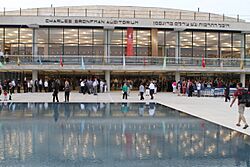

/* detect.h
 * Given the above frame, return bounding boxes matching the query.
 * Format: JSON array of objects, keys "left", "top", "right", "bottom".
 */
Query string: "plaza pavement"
[{"left": 5, "top": 91, "right": 250, "bottom": 136}]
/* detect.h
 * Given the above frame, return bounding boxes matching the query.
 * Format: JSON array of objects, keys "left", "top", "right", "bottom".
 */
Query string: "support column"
[
  {"left": 32, "top": 28, "right": 38, "bottom": 56},
  {"left": 240, "top": 34, "right": 246, "bottom": 87},
  {"left": 104, "top": 29, "right": 112, "bottom": 63},
  {"left": 151, "top": 28, "right": 158, "bottom": 56},
  {"left": 241, "top": 33, "right": 245, "bottom": 59},
  {"left": 105, "top": 70, "right": 110, "bottom": 92},
  {"left": 241, "top": 33, "right": 245, "bottom": 69},
  {"left": 175, "top": 31, "right": 180, "bottom": 63},
  {"left": 240, "top": 73, "right": 246, "bottom": 88},
  {"left": 32, "top": 70, "right": 38, "bottom": 92},
  {"left": 175, "top": 72, "right": 180, "bottom": 82}
]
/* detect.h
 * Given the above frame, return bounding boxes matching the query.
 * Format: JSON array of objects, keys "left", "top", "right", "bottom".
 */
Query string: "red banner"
[
  {"left": 60, "top": 55, "right": 63, "bottom": 67},
  {"left": 202, "top": 56, "right": 205, "bottom": 68},
  {"left": 126, "top": 28, "right": 133, "bottom": 56}
]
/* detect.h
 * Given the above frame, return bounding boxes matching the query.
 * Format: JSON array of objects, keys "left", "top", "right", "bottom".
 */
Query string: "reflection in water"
[
  {"left": 53, "top": 103, "right": 59, "bottom": 122},
  {"left": 148, "top": 103, "right": 156, "bottom": 116},
  {"left": 0, "top": 103, "right": 249, "bottom": 166}
]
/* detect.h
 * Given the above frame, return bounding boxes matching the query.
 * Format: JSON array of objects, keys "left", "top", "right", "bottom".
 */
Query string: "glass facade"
[
  {"left": 158, "top": 31, "right": 176, "bottom": 57},
  {"left": 245, "top": 34, "right": 250, "bottom": 58},
  {"left": 0, "top": 27, "right": 247, "bottom": 58}
]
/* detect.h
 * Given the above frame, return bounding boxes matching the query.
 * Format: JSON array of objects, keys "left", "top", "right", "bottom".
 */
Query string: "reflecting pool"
[{"left": 0, "top": 102, "right": 249, "bottom": 167}]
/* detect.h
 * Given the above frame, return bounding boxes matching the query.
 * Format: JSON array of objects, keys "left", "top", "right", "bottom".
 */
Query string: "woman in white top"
[
  {"left": 149, "top": 82, "right": 155, "bottom": 100},
  {"left": 139, "top": 83, "right": 145, "bottom": 100},
  {"left": 44, "top": 80, "right": 48, "bottom": 92},
  {"left": 27, "top": 80, "right": 32, "bottom": 92}
]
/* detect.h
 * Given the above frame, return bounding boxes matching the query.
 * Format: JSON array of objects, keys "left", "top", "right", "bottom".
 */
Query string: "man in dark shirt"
[
  {"left": 52, "top": 79, "right": 60, "bottom": 102},
  {"left": 230, "top": 82, "right": 249, "bottom": 129},
  {"left": 225, "top": 83, "right": 230, "bottom": 102}
]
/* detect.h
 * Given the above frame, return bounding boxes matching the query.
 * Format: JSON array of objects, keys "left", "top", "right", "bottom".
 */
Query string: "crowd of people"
[
  {"left": 0, "top": 77, "right": 108, "bottom": 102},
  {"left": 0, "top": 77, "right": 240, "bottom": 103},
  {"left": 171, "top": 78, "right": 240, "bottom": 97},
  {"left": 121, "top": 81, "right": 157, "bottom": 100},
  {"left": 0, "top": 76, "right": 249, "bottom": 130}
]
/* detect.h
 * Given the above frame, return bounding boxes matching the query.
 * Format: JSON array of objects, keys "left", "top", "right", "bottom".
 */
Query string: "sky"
[{"left": 0, "top": 0, "right": 249, "bottom": 20}]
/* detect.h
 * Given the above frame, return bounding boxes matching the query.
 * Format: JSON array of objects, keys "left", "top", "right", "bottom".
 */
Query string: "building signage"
[
  {"left": 45, "top": 18, "right": 139, "bottom": 25},
  {"left": 153, "top": 21, "right": 230, "bottom": 28},
  {"left": 44, "top": 18, "right": 230, "bottom": 29},
  {"left": 1, "top": 16, "right": 249, "bottom": 31}
]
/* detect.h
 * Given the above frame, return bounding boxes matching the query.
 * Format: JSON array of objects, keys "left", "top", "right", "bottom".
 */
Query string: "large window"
[
  {"left": 79, "top": 29, "right": 93, "bottom": 55},
  {"left": 0, "top": 28, "right": 3, "bottom": 53},
  {"left": 193, "top": 32, "right": 205, "bottom": 57},
  {"left": 36, "top": 28, "right": 48, "bottom": 55},
  {"left": 206, "top": 32, "right": 219, "bottom": 58},
  {"left": 165, "top": 31, "right": 176, "bottom": 57},
  {"left": 136, "top": 30, "right": 151, "bottom": 56},
  {"left": 64, "top": 29, "right": 78, "bottom": 55},
  {"left": 157, "top": 31, "right": 176, "bottom": 57},
  {"left": 180, "top": 32, "right": 192, "bottom": 57},
  {"left": 110, "top": 29, "right": 151, "bottom": 57},
  {"left": 110, "top": 29, "right": 124, "bottom": 56},
  {"left": 246, "top": 34, "right": 250, "bottom": 58},
  {"left": 49, "top": 28, "right": 63, "bottom": 55},
  {"left": 35, "top": 28, "right": 104, "bottom": 56},
  {"left": 0, "top": 27, "right": 246, "bottom": 61},
  {"left": 93, "top": 29, "right": 104, "bottom": 56},
  {"left": 157, "top": 30, "right": 164, "bottom": 57},
  {"left": 232, "top": 33, "right": 242, "bottom": 58},
  {"left": 19, "top": 28, "right": 32, "bottom": 55},
  {"left": 5, "top": 28, "right": 18, "bottom": 55},
  {"left": 220, "top": 33, "right": 232, "bottom": 58}
]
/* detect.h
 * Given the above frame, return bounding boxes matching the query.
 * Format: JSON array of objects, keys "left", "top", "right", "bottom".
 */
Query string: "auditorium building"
[{"left": 0, "top": 5, "right": 250, "bottom": 91}]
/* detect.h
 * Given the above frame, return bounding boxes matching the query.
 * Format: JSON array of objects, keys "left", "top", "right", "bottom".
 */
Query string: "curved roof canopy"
[{"left": 1, "top": 5, "right": 243, "bottom": 23}]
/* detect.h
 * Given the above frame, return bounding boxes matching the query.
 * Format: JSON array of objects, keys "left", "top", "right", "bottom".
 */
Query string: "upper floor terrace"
[{"left": 1, "top": 55, "right": 250, "bottom": 73}]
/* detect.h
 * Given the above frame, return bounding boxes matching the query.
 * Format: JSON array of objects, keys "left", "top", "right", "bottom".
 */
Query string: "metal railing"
[
  {"left": 0, "top": 55, "right": 249, "bottom": 69},
  {"left": 0, "top": 7, "right": 243, "bottom": 22}
]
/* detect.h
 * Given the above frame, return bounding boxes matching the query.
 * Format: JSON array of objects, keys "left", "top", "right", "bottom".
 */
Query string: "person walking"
[
  {"left": 17, "top": 79, "right": 21, "bottom": 93},
  {"left": 149, "top": 81, "right": 155, "bottom": 100},
  {"left": 34, "top": 79, "right": 38, "bottom": 92},
  {"left": 188, "top": 80, "right": 193, "bottom": 97},
  {"left": 44, "top": 80, "right": 48, "bottom": 92},
  {"left": 230, "top": 82, "right": 249, "bottom": 129},
  {"left": 11, "top": 79, "right": 15, "bottom": 94},
  {"left": 52, "top": 79, "right": 60, "bottom": 102},
  {"left": 182, "top": 80, "right": 187, "bottom": 96},
  {"left": 139, "top": 83, "right": 145, "bottom": 100},
  {"left": 27, "top": 80, "right": 32, "bottom": 92},
  {"left": 8, "top": 82, "right": 13, "bottom": 100},
  {"left": 122, "top": 83, "right": 128, "bottom": 100},
  {"left": 30, "top": 79, "right": 33, "bottom": 93},
  {"left": 39, "top": 79, "right": 43, "bottom": 92},
  {"left": 177, "top": 81, "right": 181, "bottom": 96},
  {"left": 172, "top": 80, "right": 177, "bottom": 94},
  {"left": 23, "top": 78, "right": 28, "bottom": 93},
  {"left": 225, "top": 83, "right": 231, "bottom": 102},
  {"left": 80, "top": 79, "right": 85, "bottom": 94},
  {"left": 64, "top": 80, "right": 70, "bottom": 102},
  {"left": 93, "top": 78, "right": 98, "bottom": 95},
  {"left": 100, "top": 80, "right": 104, "bottom": 93},
  {"left": 196, "top": 81, "right": 201, "bottom": 97}
]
